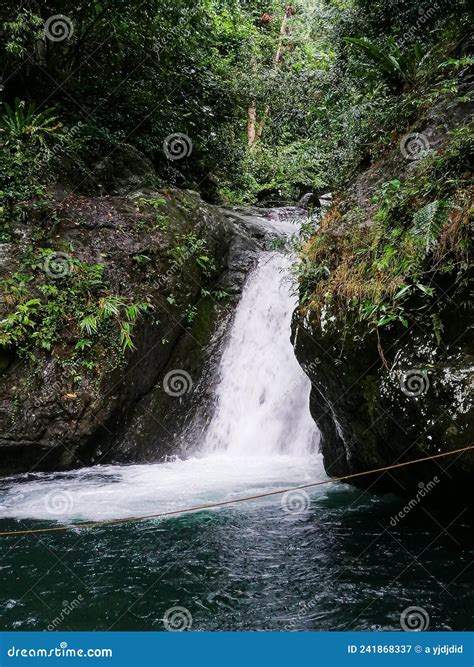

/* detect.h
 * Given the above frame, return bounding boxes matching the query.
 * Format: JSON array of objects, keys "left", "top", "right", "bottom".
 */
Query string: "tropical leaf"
[
  {"left": 411, "top": 200, "right": 453, "bottom": 254},
  {"left": 344, "top": 37, "right": 400, "bottom": 75},
  {"left": 344, "top": 37, "right": 427, "bottom": 86},
  {"left": 0, "top": 99, "right": 61, "bottom": 144}
]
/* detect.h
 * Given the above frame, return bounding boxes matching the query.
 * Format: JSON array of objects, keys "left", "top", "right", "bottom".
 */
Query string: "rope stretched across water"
[{"left": 0, "top": 445, "right": 472, "bottom": 538}]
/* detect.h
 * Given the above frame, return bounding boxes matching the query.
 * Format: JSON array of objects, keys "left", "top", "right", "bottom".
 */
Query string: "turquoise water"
[{"left": 0, "top": 473, "right": 472, "bottom": 632}]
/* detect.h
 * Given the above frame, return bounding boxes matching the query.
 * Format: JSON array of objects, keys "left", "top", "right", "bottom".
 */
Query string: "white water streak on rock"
[{"left": 203, "top": 251, "right": 318, "bottom": 457}]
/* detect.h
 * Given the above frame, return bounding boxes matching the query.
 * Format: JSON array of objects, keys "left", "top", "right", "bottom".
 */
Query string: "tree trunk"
[
  {"left": 249, "top": 5, "right": 293, "bottom": 150},
  {"left": 248, "top": 102, "right": 257, "bottom": 147}
]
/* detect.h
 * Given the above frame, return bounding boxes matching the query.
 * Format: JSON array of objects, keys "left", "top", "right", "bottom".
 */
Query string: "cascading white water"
[
  {"left": 0, "top": 220, "right": 323, "bottom": 523},
  {"left": 203, "top": 252, "right": 318, "bottom": 457}
]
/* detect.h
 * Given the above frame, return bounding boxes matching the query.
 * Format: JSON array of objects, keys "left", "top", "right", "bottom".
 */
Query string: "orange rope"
[{"left": 0, "top": 445, "right": 472, "bottom": 537}]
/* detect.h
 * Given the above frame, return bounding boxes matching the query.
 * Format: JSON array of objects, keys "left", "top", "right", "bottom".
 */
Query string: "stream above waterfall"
[{"left": 0, "top": 225, "right": 473, "bottom": 632}]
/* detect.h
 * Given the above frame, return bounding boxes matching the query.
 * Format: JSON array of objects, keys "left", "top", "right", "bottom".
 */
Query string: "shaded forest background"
[{"left": 1, "top": 0, "right": 472, "bottom": 207}]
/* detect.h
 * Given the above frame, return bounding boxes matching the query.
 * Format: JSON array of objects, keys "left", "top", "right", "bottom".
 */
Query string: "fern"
[
  {"left": 98, "top": 296, "right": 124, "bottom": 318},
  {"left": 411, "top": 200, "right": 452, "bottom": 254},
  {"left": 345, "top": 37, "right": 401, "bottom": 75},
  {"left": 119, "top": 321, "right": 135, "bottom": 351},
  {"left": 80, "top": 299, "right": 151, "bottom": 352},
  {"left": 344, "top": 38, "right": 427, "bottom": 88},
  {"left": 0, "top": 99, "right": 61, "bottom": 145},
  {"left": 125, "top": 302, "right": 151, "bottom": 322},
  {"left": 79, "top": 315, "right": 99, "bottom": 335},
  {"left": 0, "top": 299, "right": 42, "bottom": 347},
  {"left": 81, "top": 264, "right": 104, "bottom": 289}
]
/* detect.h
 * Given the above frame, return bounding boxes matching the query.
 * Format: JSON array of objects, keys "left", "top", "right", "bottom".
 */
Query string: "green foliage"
[
  {"left": 133, "top": 254, "right": 152, "bottom": 267},
  {"left": 0, "top": 101, "right": 64, "bottom": 234},
  {"left": 168, "top": 233, "right": 216, "bottom": 276},
  {"left": 0, "top": 99, "right": 61, "bottom": 145},
  {"left": 411, "top": 200, "right": 453, "bottom": 254},
  {"left": 344, "top": 38, "right": 428, "bottom": 89},
  {"left": 0, "top": 299, "right": 42, "bottom": 348},
  {"left": 2, "top": 10, "right": 43, "bottom": 57},
  {"left": 184, "top": 304, "right": 198, "bottom": 325},
  {"left": 0, "top": 253, "right": 152, "bottom": 361},
  {"left": 1, "top": 0, "right": 471, "bottom": 203},
  {"left": 136, "top": 196, "right": 166, "bottom": 211},
  {"left": 0, "top": 0, "right": 471, "bottom": 360},
  {"left": 298, "top": 125, "right": 472, "bottom": 336}
]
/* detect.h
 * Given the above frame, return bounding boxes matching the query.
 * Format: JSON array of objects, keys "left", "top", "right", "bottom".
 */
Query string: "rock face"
[
  {"left": 292, "top": 309, "right": 473, "bottom": 505},
  {"left": 0, "top": 187, "right": 294, "bottom": 475},
  {"left": 292, "top": 101, "right": 474, "bottom": 507},
  {"left": 98, "top": 206, "right": 295, "bottom": 464},
  {"left": 298, "top": 192, "right": 332, "bottom": 210},
  {"left": 0, "top": 189, "right": 224, "bottom": 474},
  {"left": 93, "top": 144, "right": 157, "bottom": 195}
]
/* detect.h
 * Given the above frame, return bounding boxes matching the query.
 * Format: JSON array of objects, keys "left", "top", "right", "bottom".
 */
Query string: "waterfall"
[
  {"left": 203, "top": 251, "right": 318, "bottom": 457},
  {"left": 0, "top": 225, "right": 322, "bottom": 524}
]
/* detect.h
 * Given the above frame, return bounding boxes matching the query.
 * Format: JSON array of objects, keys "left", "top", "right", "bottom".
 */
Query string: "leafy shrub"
[
  {"left": 344, "top": 38, "right": 429, "bottom": 90},
  {"left": 297, "top": 126, "right": 472, "bottom": 336},
  {"left": 0, "top": 253, "right": 152, "bottom": 362},
  {"left": 0, "top": 99, "right": 61, "bottom": 145}
]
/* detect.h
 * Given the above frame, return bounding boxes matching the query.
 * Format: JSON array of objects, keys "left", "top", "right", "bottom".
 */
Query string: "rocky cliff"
[
  {"left": 292, "top": 100, "right": 473, "bottom": 505},
  {"left": 0, "top": 183, "right": 288, "bottom": 476}
]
